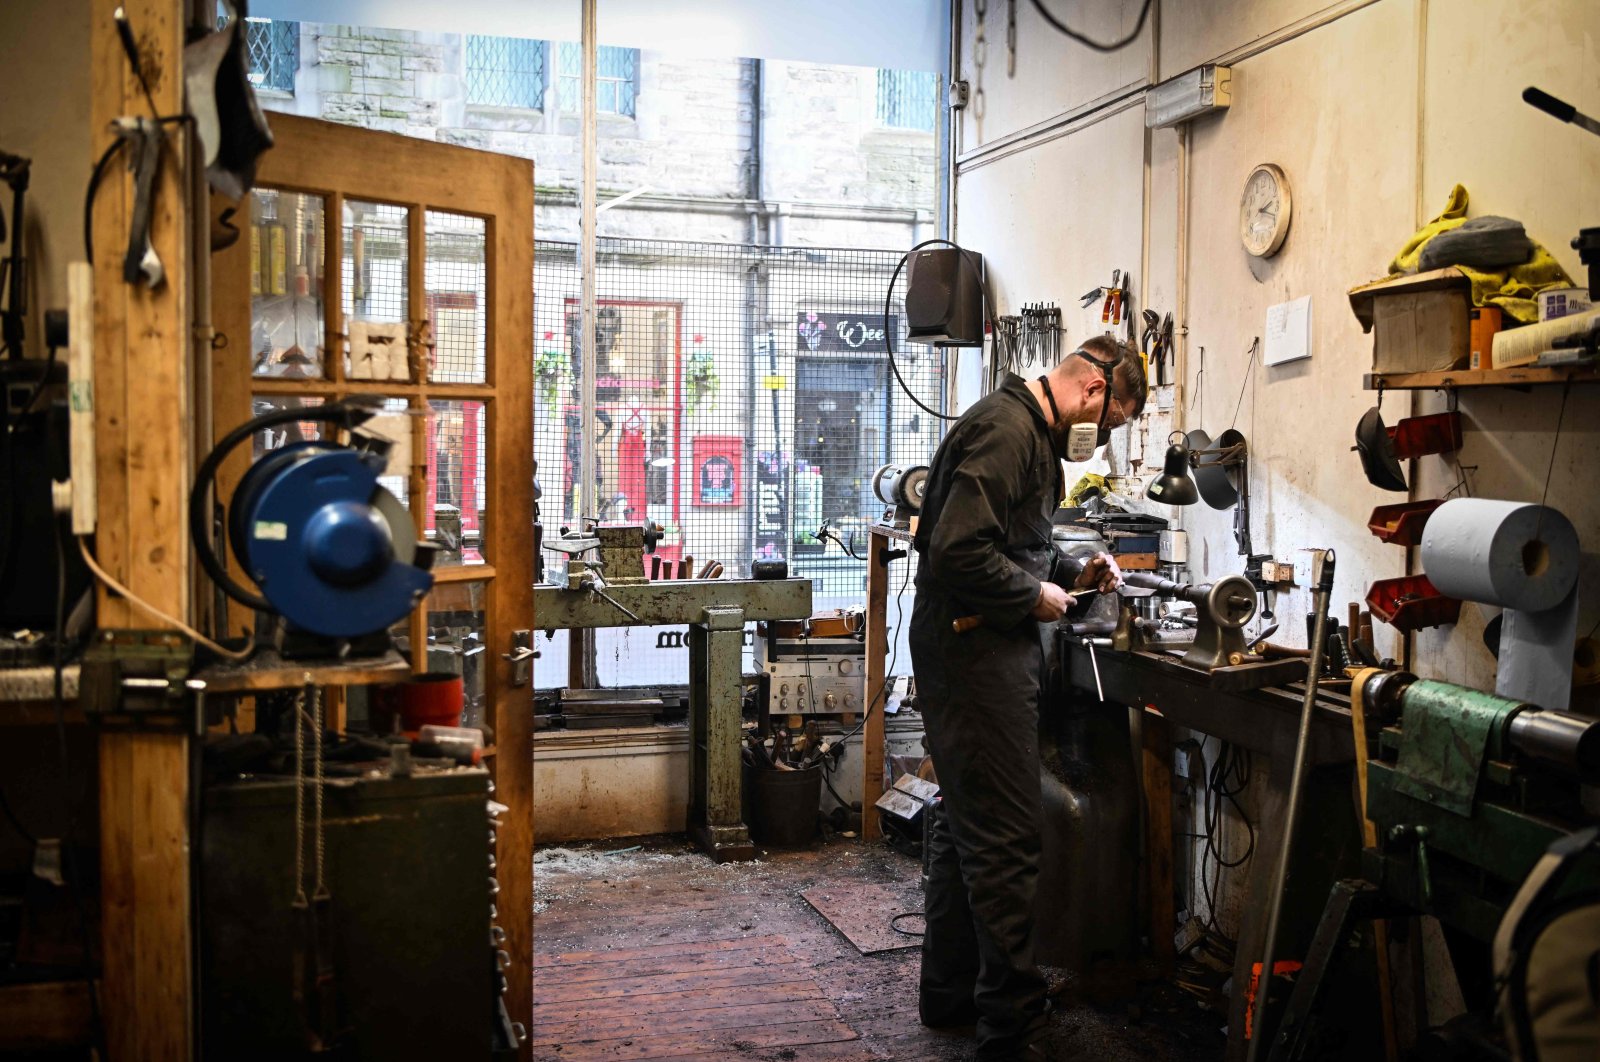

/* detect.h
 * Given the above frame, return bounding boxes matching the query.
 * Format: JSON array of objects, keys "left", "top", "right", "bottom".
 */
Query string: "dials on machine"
[{"left": 755, "top": 609, "right": 867, "bottom": 719}]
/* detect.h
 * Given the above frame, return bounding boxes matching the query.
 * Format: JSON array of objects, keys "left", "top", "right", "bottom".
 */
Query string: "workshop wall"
[
  {"left": 0, "top": 0, "right": 95, "bottom": 879},
  {"left": 0, "top": 0, "right": 90, "bottom": 352},
  {"left": 952, "top": 0, "right": 1600, "bottom": 940}
]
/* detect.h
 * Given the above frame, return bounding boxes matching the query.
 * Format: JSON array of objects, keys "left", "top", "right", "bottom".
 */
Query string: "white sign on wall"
[{"left": 1264, "top": 295, "right": 1312, "bottom": 366}]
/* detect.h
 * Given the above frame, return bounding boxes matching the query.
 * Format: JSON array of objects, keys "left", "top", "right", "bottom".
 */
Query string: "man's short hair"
[{"left": 1078, "top": 334, "right": 1148, "bottom": 419}]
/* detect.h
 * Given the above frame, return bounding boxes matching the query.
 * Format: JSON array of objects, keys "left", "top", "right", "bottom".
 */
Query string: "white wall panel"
[{"left": 957, "top": 0, "right": 1152, "bottom": 148}]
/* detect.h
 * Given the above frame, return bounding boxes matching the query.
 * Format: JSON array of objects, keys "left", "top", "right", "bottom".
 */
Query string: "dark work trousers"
[{"left": 911, "top": 611, "right": 1049, "bottom": 1057}]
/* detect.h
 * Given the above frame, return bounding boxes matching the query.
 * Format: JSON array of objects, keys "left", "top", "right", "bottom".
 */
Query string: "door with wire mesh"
[{"left": 209, "top": 111, "right": 535, "bottom": 1044}]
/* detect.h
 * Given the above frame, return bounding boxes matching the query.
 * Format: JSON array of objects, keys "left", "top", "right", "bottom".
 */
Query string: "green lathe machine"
[{"left": 1267, "top": 671, "right": 1600, "bottom": 1060}]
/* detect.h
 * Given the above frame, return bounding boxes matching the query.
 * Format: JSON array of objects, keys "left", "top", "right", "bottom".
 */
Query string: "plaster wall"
[{"left": 953, "top": 0, "right": 1600, "bottom": 942}]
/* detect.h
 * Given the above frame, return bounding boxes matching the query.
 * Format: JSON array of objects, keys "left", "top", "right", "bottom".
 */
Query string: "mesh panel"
[
  {"left": 465, "top": 35, "right": 546, "bottom": 110},
  {"left": 876, "top": 69, "right": 938, "bottom": 132},
  {"left": 534, "top": 237, "right": 947, "bottom": 688},
  {"left": 425, "top": 211, "right": 487, "bottom": 384}
]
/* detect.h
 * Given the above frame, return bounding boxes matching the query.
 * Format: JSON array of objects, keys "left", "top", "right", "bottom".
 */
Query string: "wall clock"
[{"left": 1240, "top": 163, "right": 1291, "bottom": 258}]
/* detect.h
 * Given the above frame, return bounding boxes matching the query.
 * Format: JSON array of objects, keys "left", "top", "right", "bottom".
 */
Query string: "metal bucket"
[{"left": 742, "top": 762, "right": 822, "bottom": 847}]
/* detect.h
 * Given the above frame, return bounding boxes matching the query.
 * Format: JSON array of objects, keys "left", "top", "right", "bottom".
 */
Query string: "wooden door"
[{"left": 210, "top": 114, "right": 536, "bottom": 1050}]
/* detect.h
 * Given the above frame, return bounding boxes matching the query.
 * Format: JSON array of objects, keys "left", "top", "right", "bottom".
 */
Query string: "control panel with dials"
[{"left": 753, "top": 632, "right": 867, "bottom": 718}]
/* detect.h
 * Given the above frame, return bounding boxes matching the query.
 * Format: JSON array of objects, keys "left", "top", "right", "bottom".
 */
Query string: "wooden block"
[{"left": 1117, "top": 552, "right": 1159, "bottom": 571}]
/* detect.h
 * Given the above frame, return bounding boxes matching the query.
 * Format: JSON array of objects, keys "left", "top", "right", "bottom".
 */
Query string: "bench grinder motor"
[{"left": 191, "top": 397, "right": 437, "bottom": 653}]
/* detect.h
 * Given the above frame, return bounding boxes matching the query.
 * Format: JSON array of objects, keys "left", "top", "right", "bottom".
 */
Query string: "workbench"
[
  {"left": 533, "top": 577, "right": 812, "bottom": 861},
  {"left": 1061, "top": 640, "right": 1362, "bottom": 1060}
]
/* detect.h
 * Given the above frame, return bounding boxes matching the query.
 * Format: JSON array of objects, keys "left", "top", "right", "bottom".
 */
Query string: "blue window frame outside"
[
  {"left": 218, "top": 15, "right": 298, "bottom": 95},
  {"left": 466, "top": 35, "right": 547, "bottom": 110},
  {"left": 557, "top": 44, "right": 638, "bottom": 118}
]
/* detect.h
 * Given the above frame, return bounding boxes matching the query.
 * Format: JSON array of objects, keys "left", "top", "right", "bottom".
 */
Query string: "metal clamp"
[{"left": 501, "top": 630, "right": 534, "bottom": 687}]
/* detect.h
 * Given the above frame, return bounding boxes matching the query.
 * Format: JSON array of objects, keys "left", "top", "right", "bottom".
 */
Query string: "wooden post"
[
  {"left": 90, "top": 0, "right": 194, "bottom": 1057},
  {"left": 862, "top": 528, "right": 893, "bottom": 839},
  {"left": 1141, "top": 709, "right": 1176, "bottom": 975}
]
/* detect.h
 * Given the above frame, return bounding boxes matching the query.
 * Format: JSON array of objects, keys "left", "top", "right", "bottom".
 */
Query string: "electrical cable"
[
  {"left": 890, "top": 911, "right": 926, "bottom": 937},
  {"left": 833, "top": 550, "right": 914, "bottom": 751},
  {"left": 882, "top": 238, "right": 1011, "bottom": 421},
  {"left": 78, "top": 536, "right": 253, "bottom": 660},
  {"left": 1028, "top": 0, "right": 1154, "bottom": 52},
  {"left": 83, "top": 137, "right": 126, "bottom": 267},
  {"left": 1197, "top": 737, "right": 1255, "bottom": 934},
  {"left": 815, "top": 523, "right": 865, "bottom": 561}
]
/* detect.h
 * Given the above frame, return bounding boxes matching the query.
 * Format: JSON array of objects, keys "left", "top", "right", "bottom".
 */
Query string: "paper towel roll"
[{"left": 1420, "top": 499, "right": 1579, "bottom": 612}]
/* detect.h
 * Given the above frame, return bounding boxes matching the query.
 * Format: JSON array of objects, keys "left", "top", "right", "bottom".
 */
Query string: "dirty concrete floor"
[{"left": 533, "top": 834, "right": 1225, "bottom": 1061}]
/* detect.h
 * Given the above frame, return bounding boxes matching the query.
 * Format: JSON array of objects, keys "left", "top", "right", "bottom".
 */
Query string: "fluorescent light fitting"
[{"left": 1146, "top": 65, "right": 1232, "bottom": 129}]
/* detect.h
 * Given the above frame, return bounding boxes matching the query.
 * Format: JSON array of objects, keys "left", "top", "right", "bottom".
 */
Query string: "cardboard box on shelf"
[{"left": 1347, "top": 268, "right": 1473, "bottom": 374}]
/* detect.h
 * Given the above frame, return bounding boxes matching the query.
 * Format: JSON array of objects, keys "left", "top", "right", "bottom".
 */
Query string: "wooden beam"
[
  {"left": 861, "top": 529, "right": 893, "bottom": 840},
  {"left": 90, "top": 2, "right": 194, "bottom": 1059}
]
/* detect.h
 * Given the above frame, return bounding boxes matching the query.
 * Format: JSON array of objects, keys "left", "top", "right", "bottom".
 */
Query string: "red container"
[
  {"left": 1365, "top": 575, "right": 1461, "bottom": 632},
  {"left": 1367, "top": 500, "right": 1445, "bottom": 546},
  {"left": 1387, "top": 411, "right": 1462, "bottom": 460},
  {"left": 370, "top": 673, "right": 465, "bottom": 736}
]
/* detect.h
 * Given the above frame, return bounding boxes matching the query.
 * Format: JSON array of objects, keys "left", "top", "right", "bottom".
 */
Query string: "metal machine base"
[{"left": 533, "top": 578, "right": 811, "bottom": 863}]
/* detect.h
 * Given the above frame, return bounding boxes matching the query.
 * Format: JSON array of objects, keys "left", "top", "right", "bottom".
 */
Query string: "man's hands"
[
  {"left": 1031, "top": 581, "right": 1072, "bottom": 621},
  {"left": 1076, "top": 551, "right": 1124, "bottom": 594},
  {"left": 1032, "top": 553, "right": 1123, "bottom": 621}
]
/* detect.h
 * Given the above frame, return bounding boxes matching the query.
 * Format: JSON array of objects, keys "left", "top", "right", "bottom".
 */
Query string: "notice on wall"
[{"left": 1264, "top": 295, "right": 1312, "bottom": 366}]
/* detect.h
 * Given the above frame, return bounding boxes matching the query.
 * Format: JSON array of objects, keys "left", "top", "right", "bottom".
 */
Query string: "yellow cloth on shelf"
[
  {"left": 1387, "top": 184, "right": 1574, "bottom": 324},
  {"left": 1067, "top": 473, "right": 1108, "bottom": 507}
]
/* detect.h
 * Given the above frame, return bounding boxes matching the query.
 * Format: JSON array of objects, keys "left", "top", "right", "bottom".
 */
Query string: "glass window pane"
[
  {"left": 249, "top": 394, "right": 324, "bottom": 458},
  {"left": 426, "top": 579, "right": 489, "bottom": 729},
  {"left": 424, "top": 211, "right": 487, "bottom": 384},
  {"left": 343, "top": 200, "right": 411, "bottom": 381},
  {"left": 427, "top": 399, "right": 488, "bottom": 567},
  {"left": 251, "top": 189, "right": 325, "bottom": 379}
]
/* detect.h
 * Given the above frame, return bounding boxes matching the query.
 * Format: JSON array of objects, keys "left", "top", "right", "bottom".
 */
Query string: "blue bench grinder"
[{"left": 191, "top": 396, "right": 437, "bottom": 657}]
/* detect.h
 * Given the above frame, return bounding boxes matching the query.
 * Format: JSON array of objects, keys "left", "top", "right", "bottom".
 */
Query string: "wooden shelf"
[
  {"left": 1364, "top": 363, "right": 1600, "bottom": 390},
  {"left": 193, "top": 648, "right": 409, "bottom": 694}
]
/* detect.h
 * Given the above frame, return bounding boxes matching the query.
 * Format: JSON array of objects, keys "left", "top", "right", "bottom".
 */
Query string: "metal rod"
[
  {"left": 577, "top": 0, "right": 598, "bottom": 524},
  {"left": 1247, "top": 549, "right": 1335, "bottom": 1062}
]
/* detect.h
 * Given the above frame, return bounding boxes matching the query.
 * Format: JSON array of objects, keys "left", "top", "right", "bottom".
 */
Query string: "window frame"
[{"left": 464, "top": 34, "right": 550, "bottom": 113}]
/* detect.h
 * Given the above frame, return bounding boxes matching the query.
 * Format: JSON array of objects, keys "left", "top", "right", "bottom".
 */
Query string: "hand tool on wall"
[
  {"left": 1140, "top": 309, "right": 1160, "bottom": 382},
  {"left": 1101, "top": 269, "right": 1123, "bottom": 325},
  {"left": 116, "top": 117, "right": 166, "bottom": 289},
  {"left": 1150, "top": 312, "right": 1173, "bottom": 386}
]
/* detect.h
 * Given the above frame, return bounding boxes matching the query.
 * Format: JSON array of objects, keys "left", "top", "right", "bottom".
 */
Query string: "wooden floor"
[{"left": 531, "top": 838, "right": 1223, "bottom": 1062}]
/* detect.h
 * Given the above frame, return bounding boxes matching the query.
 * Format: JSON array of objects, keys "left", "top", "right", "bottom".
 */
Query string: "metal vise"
[
  {"left": 1120, "top": 572, "right": 1258, "bottom": 670},
  {"left": 594, "top": 522, "right": 663, "bottom": 586}
]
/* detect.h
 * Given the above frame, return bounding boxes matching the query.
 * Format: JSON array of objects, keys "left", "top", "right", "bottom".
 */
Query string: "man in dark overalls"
[{"left": 911, "top": 334, "right": 1147, "bottom": 1059}]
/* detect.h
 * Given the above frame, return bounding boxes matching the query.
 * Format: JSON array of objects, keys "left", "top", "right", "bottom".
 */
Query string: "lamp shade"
[{"left": 1146, "top": 441, "right": 1200, "bottom": 505}]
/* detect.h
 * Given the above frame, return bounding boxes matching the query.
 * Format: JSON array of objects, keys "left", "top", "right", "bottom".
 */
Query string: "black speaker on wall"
[{"left": 906, "top": 246, "right": 985, "bottom": 347}]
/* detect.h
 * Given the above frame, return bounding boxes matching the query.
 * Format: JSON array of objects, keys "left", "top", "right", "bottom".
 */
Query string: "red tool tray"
[
  {"left": 1366, "top": 574, "right": 1461, "bottom": 632},
  {"left": 1367, "top": 500, "right": 1445, "bottom": 546},
  {"left": 1388, "top": 411, "right": 1462, "bottom": 460}
]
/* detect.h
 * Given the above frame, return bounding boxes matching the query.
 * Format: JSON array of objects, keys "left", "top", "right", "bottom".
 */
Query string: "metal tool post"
[{"left": 1247, "top": 549, "right": 1335, "bottom": 1062}]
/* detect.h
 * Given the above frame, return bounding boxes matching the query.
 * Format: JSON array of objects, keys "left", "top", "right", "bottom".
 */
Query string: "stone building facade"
[{"left": 260, "top": 23, "right": 939, "bottom": 247}]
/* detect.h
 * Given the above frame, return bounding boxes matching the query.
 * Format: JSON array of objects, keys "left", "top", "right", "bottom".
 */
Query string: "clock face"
[{"left": 1240, "top": 163, "right": 1291, "bottom": 257}]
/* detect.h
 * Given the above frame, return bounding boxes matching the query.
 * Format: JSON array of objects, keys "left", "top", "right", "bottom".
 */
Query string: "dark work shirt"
[{"left": 912, "top": 373, "right": 1082, "bottom": 631}]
